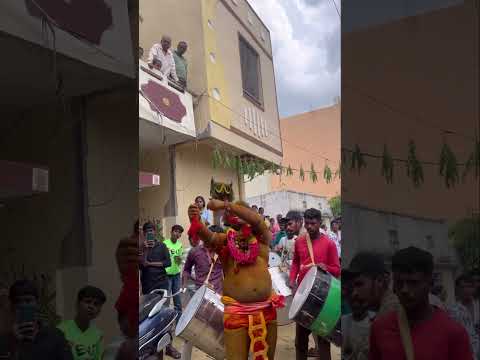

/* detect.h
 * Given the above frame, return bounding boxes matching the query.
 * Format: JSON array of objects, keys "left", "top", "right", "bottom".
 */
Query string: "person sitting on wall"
[{"left": 188, "top": 199, "right": 285, "bottom": 360}]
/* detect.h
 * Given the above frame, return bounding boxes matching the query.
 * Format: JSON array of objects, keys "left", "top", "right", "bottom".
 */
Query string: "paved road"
[{"left": 172, "top": 323, "right": 341, "bottom": 359}]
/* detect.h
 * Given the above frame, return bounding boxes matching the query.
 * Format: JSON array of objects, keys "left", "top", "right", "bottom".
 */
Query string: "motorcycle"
[{"left": 139, "top": 287, "right": 186, "bottom": 360}]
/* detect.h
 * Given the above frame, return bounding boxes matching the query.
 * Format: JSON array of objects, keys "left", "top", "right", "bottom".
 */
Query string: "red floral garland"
[{"left": 226, "top": 227, "right": 259, "bottom": 265}]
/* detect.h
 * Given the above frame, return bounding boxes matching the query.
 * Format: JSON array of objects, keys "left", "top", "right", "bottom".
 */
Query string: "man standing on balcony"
[
  {"left": 147, "top": 35, "right": 179, "bottom": 82},
  {"left": 173, "top": 41, "right": 188, "bottom": 88}
]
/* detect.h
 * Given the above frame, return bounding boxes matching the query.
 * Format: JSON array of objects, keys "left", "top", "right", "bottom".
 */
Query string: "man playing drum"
[
  {"left": 188, "top": 199, "right": 285, "bottom": 360},
  {"left": 289, "top": 208, "right": 340, "bottom": 360}
]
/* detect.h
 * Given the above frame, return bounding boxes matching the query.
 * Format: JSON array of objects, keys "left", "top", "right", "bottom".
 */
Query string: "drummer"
[{"left": 289, "top": 208, "right": 340, "bottom": 360}]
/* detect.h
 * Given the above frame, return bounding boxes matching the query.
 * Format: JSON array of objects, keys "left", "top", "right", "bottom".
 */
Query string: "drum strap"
[
  {"left": 306, "top": 233, "right": 316, "bottom": 266},
  {"left": 204, "top": 253, "right": 219, "bottom": 286},
  {"left": 397, "top": 305, "right": 415, "bottom": 360}
]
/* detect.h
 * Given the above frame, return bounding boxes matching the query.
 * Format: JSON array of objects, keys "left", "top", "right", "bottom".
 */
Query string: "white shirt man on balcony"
[{"left": 147, "top": 35, "right": 179, "bottom": 82}]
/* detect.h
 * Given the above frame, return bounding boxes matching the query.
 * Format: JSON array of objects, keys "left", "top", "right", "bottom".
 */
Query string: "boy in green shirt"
[
  {"left": 164, "top": 224, "right": 184, "bottom": 317},
  {"left": 58, "top": 286, "right": 106, "bottom": 360}
]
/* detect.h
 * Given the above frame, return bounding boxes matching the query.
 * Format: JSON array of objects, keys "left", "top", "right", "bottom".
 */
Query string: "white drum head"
[
  {"left": 269, "top": 267, "right": 292, "bottom": 297},
  {"left": 269, "top": 252, "right": 282, "bottom": 267},
  {"left": 175, "top": 285, "right": 207, "bottom": 336},
  {"left": 289, "top": 266, "right": 317, "bottom": 320}
]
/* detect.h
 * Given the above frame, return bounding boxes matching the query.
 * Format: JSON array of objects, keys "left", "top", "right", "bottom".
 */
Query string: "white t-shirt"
[
  {"left": 342, "top": 311, "right": 376, "bottom": 360},
  {"left": 147, "top": 44, "right": 178, "bottom": 81},
  {"left": 277, "top": 235, "right": 296, "bottom": 261},
  {"left": 328, "top": 230, "right": 341, "bottom": 258}
]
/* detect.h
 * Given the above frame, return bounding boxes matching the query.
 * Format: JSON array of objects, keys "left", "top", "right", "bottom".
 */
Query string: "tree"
[
  {"left": 328, "top": 195, "right": 341, "bottom": 218},
  {"left": 449, "top": 214, "right": 480, "bottom": 272}
]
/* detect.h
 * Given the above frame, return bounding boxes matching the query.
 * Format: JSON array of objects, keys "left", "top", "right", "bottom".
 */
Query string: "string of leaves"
[
  {"left": 439, "top": 141, "right": 459, "bottom": 188},
  {"left": 406, "top": 140, "right": 424, "bottom": 187},
  {"left": 212, "top": 147, "right": 340, "bottom": 184}
]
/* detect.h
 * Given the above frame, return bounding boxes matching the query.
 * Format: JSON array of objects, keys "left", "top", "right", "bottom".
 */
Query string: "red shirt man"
[
  {"left": 369, "top": 247, "right": 473, "bottom": 360},
  {"left": 289, "top": 208, "right": 340, "bottom": 360}
]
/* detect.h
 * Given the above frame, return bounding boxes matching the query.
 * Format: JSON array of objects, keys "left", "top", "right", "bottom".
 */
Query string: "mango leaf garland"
[
  {"left": 351, "top": 145, "right": 366, "bottom": 173},
  {"left": 406, "top": 140, "right": 424, "bottom": 187},
  {"left": 381, "top": 145, "right": 394, "bottom": 184},
  {"left": 323, "top": 164, "right": 332, "bottom": 183},
  {"left": 463, "top": 140, "right": 480, "bottom": 180},
  {"left": 310, "top": 164, "right": 318, "bottom": 183},
  {"left": 439, "top": 142, "right": 459, "bottom": 188},
  {"left": 286, "top": 165, "right": 294, "bottom": 177},
  {"left": 299, "top": 166, "right": 305, "bottom": 182}
]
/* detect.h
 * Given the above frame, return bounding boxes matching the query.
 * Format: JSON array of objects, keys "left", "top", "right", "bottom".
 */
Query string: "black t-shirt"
[
  {"left": 141, "top": 241, "right": 171, "bottom": 294},
  {"left": 0, "top": 325, "right": 73, "bottom": 360}
]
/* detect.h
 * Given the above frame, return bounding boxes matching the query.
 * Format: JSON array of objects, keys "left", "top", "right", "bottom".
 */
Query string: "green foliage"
[
  {"left": 381, "top": 145, "right": 394, "bottom": 184},
  {"left": 323, "top": 164, "right": 332, "bottom": 184},
  {"left": 351, "top": 145, "right": 366, "bottom": 172},
  {"left": 406, "top": 140, "right": 424, "bottom": 187},
  {"left": 299, "top": 166, "right": 305, "bottom": 182},
  {"left": 439, "top": 142, "right": 459, "bottom": 188},
  {"left": 449, "top": 215, "right": 480, "bottom": 272},
  {"left": 328, "top": 195, "right": 341, "bottom": 218},
  {"left": 310, "top": 163, "right": 319, "bottom": 183}
]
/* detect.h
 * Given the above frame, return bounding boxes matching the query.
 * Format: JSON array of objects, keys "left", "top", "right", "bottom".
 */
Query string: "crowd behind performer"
[
  {"left": 289, "top": 208, "right": 340, "bottom": 360},
  {"left": 58, "top": 286, "right": 106, "bottom": 360},
  {"left": 327, "top": 219, "right": 341, "bottom": 260},
  {"left": 188, "top": 199, "right": 285, "bottom": 360},
  {"left": 369, "top": 246, "right": 473, "bottom": 360},
  {"left": 163, "top": 225, "right": 184, "bottom": 320}
]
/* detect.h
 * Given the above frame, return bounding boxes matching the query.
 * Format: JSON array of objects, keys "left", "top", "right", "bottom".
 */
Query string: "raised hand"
[
  {"left": 188, "top": 204, "right": 200, "bottom": 221},
  {"left": 207, "top": 199, "right": 225, "bottom": 211}
]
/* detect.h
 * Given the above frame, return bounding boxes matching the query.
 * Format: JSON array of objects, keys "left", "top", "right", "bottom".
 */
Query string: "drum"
[
  {"left": 268, "top": 266, "right": 293, "bottom": 326},
  {"left": 288, "top": 266, "right": 341, "bottom": 346},
  {"left": 175, "top": 285, "right": 225, "bottom": 359},
  {"left": 269, "top": 252, "right": 282, "bottom": 267}
]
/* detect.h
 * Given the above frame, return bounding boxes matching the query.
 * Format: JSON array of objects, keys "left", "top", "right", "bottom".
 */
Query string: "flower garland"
[{"left": 226, "top": 227, "right": 259, "bottom": 265}]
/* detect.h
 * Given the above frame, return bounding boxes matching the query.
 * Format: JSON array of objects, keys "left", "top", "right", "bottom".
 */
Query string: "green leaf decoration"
[
  {"left": 286, "top": 165, "right": 294, "bottom": 176},
  {"left": 257, "top": 160, "right": 265, "bottom": 175},
  {"left": 439, "top": 142, "right": 459, "bottom": 188},
  {"left": 381, "top": 145, "right": 394, "bottom": 184},
  {"left": 462, "top": 140, "right": 479, "bottom": 182},
  {"left": 406, "top": 140, "right": 424, "bottom": 187},
  {"left": 310, "top": 163, "right": 318, "bottom": 183},
  {"left": 212, "top": 148, "right": 222, "bottom": 169},
  {"left": 299, "top": 166, "right": 305, "bottom": 182},
  {"left": 323, "top": 164, "right": 332, "bottom": 183},
  {"left": 351, "top": 145, "right": 366, "bottom": 173}
]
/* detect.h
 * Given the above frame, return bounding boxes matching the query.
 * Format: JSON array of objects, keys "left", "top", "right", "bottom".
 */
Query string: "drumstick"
[{"left": 204, "top": 253, "right": 219, "bottom": 286}]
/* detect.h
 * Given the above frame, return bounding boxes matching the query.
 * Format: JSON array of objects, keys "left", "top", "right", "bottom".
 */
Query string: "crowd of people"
[
  {"left": 341, "top": 248, "right": 479, "bottom": 360},
  {"left": 138, "top": 195, "right": 342, "bottom": 360}
]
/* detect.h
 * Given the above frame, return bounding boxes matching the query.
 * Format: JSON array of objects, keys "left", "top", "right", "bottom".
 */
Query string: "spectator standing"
[
  {"left": 0, "top": 280, "right": 73, "bottom": 360},
  {"left": 195, "top": 196, "right": 213, "bottom": 228},
  {"left": 173, "top": 41, "right": 188, "bottom": 87},
  {"left": 147, "top": 35, "right": 179, "bottom": 81},
  {"left": 163, "top": 225, "right": 184, "bottom": 316},
  {"left": 58, "top": 286, "right": 106, "bottom": 360},
  {"left": 328, "top": 219, "right": 341, "bottom": 260},
  {"left": 141, "top": 222, "right": 171, "bottom": 295},
  {"left": 369, "top": 247, "right": 473, "bottom": 360}
]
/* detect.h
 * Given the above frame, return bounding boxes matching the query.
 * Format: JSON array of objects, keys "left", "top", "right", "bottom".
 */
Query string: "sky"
[{"left": 248, "top": 0, "right": 340, "bottom": 118}]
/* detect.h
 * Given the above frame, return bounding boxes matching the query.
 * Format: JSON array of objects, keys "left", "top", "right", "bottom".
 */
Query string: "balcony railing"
[{"left": 138, "top": 60, "right": 196, "bottom": 145}]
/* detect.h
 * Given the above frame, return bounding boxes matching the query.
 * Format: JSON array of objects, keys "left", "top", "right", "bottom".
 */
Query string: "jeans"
[{"left": 167, "top": 273, "right": 182, "bottom": 315}]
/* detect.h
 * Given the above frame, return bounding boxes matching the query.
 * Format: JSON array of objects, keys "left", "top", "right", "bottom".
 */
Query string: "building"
[
  {"left": 341, "top": 0, "right": 478, "bottom": 294},
  {"left": 247, "top": 190, "right": 334, "bottom": 225},
  {"left": 245, "top": 104, "right": 340, "bottom": 222},
  {"left": 139, "top": 0, "right": 282, "bottom": 241},
  {"left": 0, "top": 0, "right": 137, "bottom": 342},
  {"left": 342, "top": 203, "right": 460, "bottom": 303}
]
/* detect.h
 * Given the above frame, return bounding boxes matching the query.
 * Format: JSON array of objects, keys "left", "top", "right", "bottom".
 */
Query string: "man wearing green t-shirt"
[
  {"left": 58, "top": 286, "right": 106, "bottom": 360},
  {"left": 164, "top": 224, "right": 184, "bottom": 316}
]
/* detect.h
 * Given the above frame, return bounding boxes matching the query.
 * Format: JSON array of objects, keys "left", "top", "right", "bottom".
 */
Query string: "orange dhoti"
[{"left": 222, "top": 295, "right": 285, "bottom": 360}]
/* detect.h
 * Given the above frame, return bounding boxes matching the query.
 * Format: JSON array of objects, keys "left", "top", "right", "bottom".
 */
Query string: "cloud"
[{"left": 248, "top": 0, "right": 340, "bottom": 117}]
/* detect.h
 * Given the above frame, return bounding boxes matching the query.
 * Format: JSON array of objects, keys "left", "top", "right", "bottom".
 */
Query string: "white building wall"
[{"left": 342, "top": 203, "right": 460, "bottom": 304}]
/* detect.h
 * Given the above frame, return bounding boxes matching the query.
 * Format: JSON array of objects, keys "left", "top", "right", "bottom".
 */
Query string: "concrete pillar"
[{"left": 238, "top": 170, "right": 246, "bottom": 201}]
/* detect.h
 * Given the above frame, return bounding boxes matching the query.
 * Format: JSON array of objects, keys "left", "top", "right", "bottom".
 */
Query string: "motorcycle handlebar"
[{"left": 149, "top": 288, "right": 186, "bottom": 299}]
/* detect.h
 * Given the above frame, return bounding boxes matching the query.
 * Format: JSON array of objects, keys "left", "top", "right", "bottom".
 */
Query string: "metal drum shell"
[
  {"left": 175, "top": 285, "right": 225, "bottom": 359},
  {"left": 289, "top": 267, "right": 341, "bottom": 347},
  {"left": 268, "top": 266, "right": 293, "bottom": 326}
]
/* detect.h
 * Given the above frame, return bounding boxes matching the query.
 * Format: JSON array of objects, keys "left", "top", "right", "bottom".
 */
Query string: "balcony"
[
  {"left": 139, "top": 60, "right": 196, "bottom": 149},
  {"left": 0, "top": 0, "right": 135, "bottom": 108}
]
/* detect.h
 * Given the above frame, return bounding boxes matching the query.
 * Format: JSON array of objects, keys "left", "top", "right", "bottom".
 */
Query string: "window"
[{"left": 239, "top": 35, "right": 263, "bottom": 106}]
